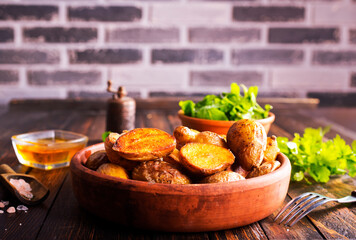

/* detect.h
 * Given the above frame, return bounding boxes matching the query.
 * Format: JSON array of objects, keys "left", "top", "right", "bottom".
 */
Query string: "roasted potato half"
[
  {"left": 132, "top": 160, "right": 190, "bottom": 184},
  {"left": 104, "top": 132, "right": 139, "bottom": 171},
  {"left": 180, "top": 142, "right": 235, "bottom": 176},
  {"left": 96, "top": 163, "right": 129, "bottom": 179},
  {"left": 113, "top": 128, "right": 176, "bottom": 161},
  {"left": 263, "top": 135, "right": 279, "bottom": 163},
  {"left": 227, "top": 119, "right": 267, "bottom": 171},
  {"left": 201, "top": 171, "right": 245, "bottom": 183}
]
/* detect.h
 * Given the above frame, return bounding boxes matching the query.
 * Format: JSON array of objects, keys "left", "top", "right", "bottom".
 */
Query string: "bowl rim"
[
  {"left": 178, "top": 110, "right": 275, "bottom": 126},
  {"left": 70, "top": 142, "right": 291, "bottom": 195},
  {"left": 12, "top": 129, "right": 88, "bottom": 146}
]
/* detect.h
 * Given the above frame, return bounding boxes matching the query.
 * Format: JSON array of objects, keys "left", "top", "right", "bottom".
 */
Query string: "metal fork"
[{"left": 274, "top": 190, "right": 356, "bottom": 227}]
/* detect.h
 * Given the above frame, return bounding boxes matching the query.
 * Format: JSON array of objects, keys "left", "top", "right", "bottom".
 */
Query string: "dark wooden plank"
[
  {"left": 273, "top": 109, "right": 354, "bottom": 144},
  {"left": 33, "top": 111, "right": 96, "bottom": 240},
  {"left": 142, "top": 110, "right": 173, "bottom": 134},
  {"left": 36, "top": 174, "right": 96, "bottom": 240},
  {"left": 271, "top": 109, "right": 356, "bottom": 239},
  {"left": 301, "top": 107, "right": 356, "bottom": 132},
  {"left": 258, "top": 195, "right": 323, "bottom": 239},
  {"left": 0, "top": 110, "right": 96, "bottom": 240}
]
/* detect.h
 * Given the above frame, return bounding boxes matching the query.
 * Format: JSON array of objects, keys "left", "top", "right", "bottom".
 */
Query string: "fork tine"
[
  {"left": 278, "top": 194, "right": 318, "bottom": 224},
  {"left": 283, "top": 195, "right": 323, "bottom": 225},
  {"left": 274, "top": 192, "right": 313, "bottom": 222},
  {"left": 288, "top": 198, "right": 330, "bottom": 227}
]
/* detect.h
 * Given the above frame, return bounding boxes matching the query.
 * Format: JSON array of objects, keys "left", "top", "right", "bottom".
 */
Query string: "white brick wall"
[{"left": 0, "top": 0, "right": 355, "bottom": 105}]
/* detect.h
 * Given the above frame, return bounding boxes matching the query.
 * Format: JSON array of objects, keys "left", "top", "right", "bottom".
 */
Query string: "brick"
[
  {"left": 232, "top": 49, "right": 303, "bottom": 65},
  {"left": 190, "top": 71, "right": 263, "bottom": 86},
  {"left": 189, "top": 28, "right": 260, "bottom": 43},
  {"left": 110, "top": 69, "right": 184, "bottom": 87},
  {"left": 0, "top": 70, "right": 18, "bottom": 85},
  {"left": 0, "top": 89, "right": 65, "bottom": 105},
  {"left": 233, "top": 6, "right": 304, "bottom": 22},
  {"left": 0, "top": 5, "right": 58, "bottom": 21},
  {"left": 307, "top": 92, "right": 356, "bottom": 107},
  {"left": 151, "top": 4, "right": 230, "bottom": 25},
  {"left": 0, "top": 28, "right": 14, "bottom": 42},
  {"left": 272, "top": 69, "right": 348, "bottom": 90},
  {"left": 152, "top": 49, "right": 223, "bottom": 64},
  {"left": 68, "top": 6, "right": 141, "bottom": 22},
  {"left": 69, "top": 49, "right": 142, "bottom": 64},
  {"left": 107, "top": 28, "right": 179, "bottom": 43},
  {"left": 350, "top": 30, "right": 356, "bottom": 44},
  {"left": 0, "top": 50, "right": 59, "bottom": 64},
  {"left": 351, "top": 73, "right": 356, "bottom": 87},
  {"left": 24, "top": 27, "right": 97, "bottom": 43},
  {"left": 314, "top": 4, "right": 356, "bottom": 24},
  {"left": 269, "top": 28, "right": 339, "bottom": 44},
  {"left": 313, "top": 51, "right": 356, "bottom": 65},
  {"left": 28, "top": 70, "right": 101, "bottom": 86}
]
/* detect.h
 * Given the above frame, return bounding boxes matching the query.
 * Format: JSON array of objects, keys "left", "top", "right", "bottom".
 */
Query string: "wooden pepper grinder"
[{"left": 106, "top": 80, "right": 136, "bottom": 133}]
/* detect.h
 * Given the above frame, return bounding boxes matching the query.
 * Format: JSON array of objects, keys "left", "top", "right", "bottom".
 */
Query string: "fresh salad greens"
[
  {"left": 277, "top": 127, "right": 356, "bottom": 184},
  {"left": 179, "top": 83, "right": 272, "bottom": 121}
]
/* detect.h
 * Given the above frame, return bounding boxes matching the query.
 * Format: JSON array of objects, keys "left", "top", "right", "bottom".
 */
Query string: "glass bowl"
[{"left": 11, "top": 130, "right": 88, "bottom": 170}]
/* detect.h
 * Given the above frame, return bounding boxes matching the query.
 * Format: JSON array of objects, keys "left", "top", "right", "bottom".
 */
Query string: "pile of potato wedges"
[{"left": 85, "top": 119, "right": 280, "bottom": 184}]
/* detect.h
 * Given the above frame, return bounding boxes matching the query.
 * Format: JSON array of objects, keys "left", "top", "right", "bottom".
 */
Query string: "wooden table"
[{"left": 0, "top": 99, "right": 355, "bottom": 240}]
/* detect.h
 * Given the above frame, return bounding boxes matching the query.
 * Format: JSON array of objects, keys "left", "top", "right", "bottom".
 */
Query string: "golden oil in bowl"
[{"left": 12, "top": 130, "right": 88, "bottom": 170}]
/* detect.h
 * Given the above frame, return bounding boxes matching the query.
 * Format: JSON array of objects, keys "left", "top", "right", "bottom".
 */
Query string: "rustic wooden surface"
[{"left": 0, "top": 99, "right": 355, "bottom": 240}]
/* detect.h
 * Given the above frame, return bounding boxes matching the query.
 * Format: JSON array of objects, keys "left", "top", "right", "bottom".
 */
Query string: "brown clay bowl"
[
  {"left": 70, "top": 142, "right": 291, "bottom": 232},
  {"left": 178, "top": 110, "right": 275, "bottom": 135}
]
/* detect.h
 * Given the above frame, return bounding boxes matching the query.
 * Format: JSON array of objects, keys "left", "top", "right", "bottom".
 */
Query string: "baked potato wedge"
[
  {"left": 85, "top": 150, "right": 109, "bottom": 170},
  {"left": 201, "top": 171, "right": 244, "bottom": 183},
  {"left": 132, "top": 160, "right": 190, "bottom": 184},
  {"left": 227, "top": 119, "right": 267, "bottom": 171},
  {"left": 263, "top": 135, "right": 279, "bottom": 163},
  {"left": 113, "top": 128, "right": 176, "bottom": 161},
  {"left": 180, "top": 142, "right": 235, "bottom": 176},
  {"left": 96, "top": 163, "right": 129, "bottom": 179},
  {"left": 104, "top": 132, "right": 139, "bottom": 171},
  {"left": 162, "top": 148, "right": 182, "bottom": 169}
]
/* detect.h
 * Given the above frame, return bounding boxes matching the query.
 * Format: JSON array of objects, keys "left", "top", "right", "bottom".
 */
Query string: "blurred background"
[{"left": 0, "top": 0, "right": 355, "bottom": 107}]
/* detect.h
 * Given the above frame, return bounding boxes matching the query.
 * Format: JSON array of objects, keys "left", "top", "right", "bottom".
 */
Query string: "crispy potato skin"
[
  {"left": 174, "top": 126, "right": 227, "bottom": 149},
  {"left": 195, "top": 131, "right": 228, "bottom": 148},
  {"left": 104, "top": 132, "right": 139, "bottom": 171},
  {"left": 246, "top": 160, "right": 281, "bottom": 178},
  {"left": 132, "top": 160, "right": 190, "bottom": 184},
  {"left": 263, "top": 135, "right": 279, "bottom": 163},
  {"left": 174, "top": 126, "right": 199, "bottom": 149},
  {"left": 201, "top": 171, "right": 245, "bottom": 183},
  {"left": 227, "top": 119, "right": 267, "bottom": 171},
  {"left": 85, "top": 150, "right": 109, "bottom": 170},
  {"left": 113, "top": 128, "right": 176, "bottom": 161},
  {"left": 96, "top": 163, "right": 129, "bottom": 179},
  {"left": 180, "top": 143, "right": 235, "bottom": 176}
]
